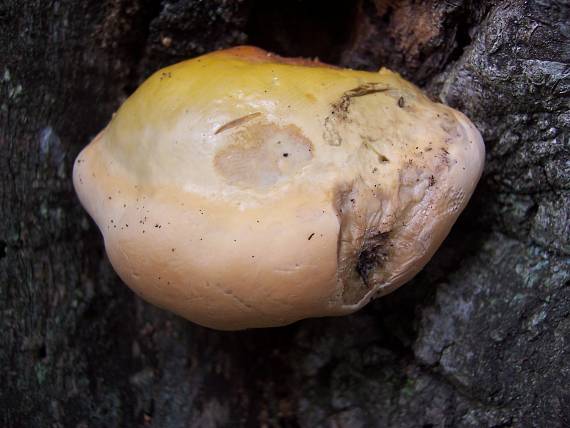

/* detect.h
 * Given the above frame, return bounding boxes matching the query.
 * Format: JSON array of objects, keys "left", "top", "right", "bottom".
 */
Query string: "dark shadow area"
[{"left": 246, "top": 0, "right": 357, "bottom": 64}]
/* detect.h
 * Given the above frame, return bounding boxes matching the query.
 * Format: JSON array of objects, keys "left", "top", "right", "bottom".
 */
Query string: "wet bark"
[{"left": 1, "top": 1, "right": 569, "bottom": 427}]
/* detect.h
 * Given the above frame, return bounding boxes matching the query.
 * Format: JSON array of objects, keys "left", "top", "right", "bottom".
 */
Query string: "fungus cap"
[{"left": 73, "top": 46, "right": 484, "bottom": 330}]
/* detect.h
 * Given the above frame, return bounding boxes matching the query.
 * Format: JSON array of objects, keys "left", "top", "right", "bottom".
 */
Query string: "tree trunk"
[{"left": 1, "top": 1, "right": 568, "bottom": 427}]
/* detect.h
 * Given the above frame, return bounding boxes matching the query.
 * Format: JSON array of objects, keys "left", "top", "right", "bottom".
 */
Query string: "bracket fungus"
[{"left": 73, "top": 46, "right": 484, "bottom": 330}]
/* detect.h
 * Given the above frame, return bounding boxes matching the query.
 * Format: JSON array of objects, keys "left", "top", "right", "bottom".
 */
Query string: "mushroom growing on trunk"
[{"left": 73, "top": 46, "right": 484, "bottom": 330}]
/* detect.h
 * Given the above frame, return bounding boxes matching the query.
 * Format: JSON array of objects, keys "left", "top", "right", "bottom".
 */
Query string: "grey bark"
[{"left": 1, "top": 0, "right": 568, "bottom": 427}]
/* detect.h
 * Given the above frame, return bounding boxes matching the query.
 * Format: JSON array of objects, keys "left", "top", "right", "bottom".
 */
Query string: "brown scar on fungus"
[
  {"left": 214, "top": 112, "right": 262, "bottom": 135},
  {"left": 355, "top": 231, "right": 391, "bottom": 286},
  {"left": 214, "top": 122, "right": 313, "bottom": 189}
]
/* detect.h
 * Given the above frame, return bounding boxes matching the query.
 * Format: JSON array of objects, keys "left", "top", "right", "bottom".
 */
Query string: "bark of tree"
[{"left": 1, "top": 0, "right": 569, "bottom": 427}]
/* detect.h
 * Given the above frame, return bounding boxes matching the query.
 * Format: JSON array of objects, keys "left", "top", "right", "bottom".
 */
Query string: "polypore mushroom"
[{"left": 73, "top": 46, "right": 484, "bottom": 330}]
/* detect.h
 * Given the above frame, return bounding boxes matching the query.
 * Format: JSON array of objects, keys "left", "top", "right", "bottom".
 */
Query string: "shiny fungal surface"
[{"left": 73, "top": 47, "right": 484, "bottom": 330}]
